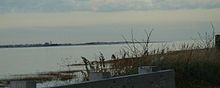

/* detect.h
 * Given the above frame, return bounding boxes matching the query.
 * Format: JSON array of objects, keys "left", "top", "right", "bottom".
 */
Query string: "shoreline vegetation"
[
  {"left": 0, "top": 41, "right": 165, "bottom": 48},
  {"left": 75, "top": 29, "right": 220, "bottom": 87},
  {"left": 105, "top": 48, "right": 220, "bottom": 88}
]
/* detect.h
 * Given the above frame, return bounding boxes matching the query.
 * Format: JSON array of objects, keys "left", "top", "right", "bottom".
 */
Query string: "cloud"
[
  {"left": 0, "top": 0, "right": 220, "bottom": 13},
  {"left": 151, "top": 0, "right": 220, "bottom": 10},
  {"left": 0, "top": 0, "right": 79, "bottom": 13}
]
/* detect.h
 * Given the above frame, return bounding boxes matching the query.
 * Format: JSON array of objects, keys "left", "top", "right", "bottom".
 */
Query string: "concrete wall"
[
  {"left": 138, "top": 66, "right": 159, "bottom": 74},
  {"left": 89, "top": 72, "right": 111, "bottom": 81},
  {"left": 49, "top": 70, "right": 175, "bottom": 88},
  {"left": 10, "top": 80, "right": 36, "bottom": 88}
]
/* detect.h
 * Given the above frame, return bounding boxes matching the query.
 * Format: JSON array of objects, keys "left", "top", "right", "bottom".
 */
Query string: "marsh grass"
[
  {"left": 77, "top": 26, "right": 219, "bottom": 87},
  {"left": 108, "top": 42, "right": 220, "bottom": 87},
  {"left": 108, "top": 27, "right": 220, "bottom": 87}
]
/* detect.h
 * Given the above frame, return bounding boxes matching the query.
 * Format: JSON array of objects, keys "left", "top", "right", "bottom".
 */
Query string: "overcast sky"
[
  {"left": 1, "top": 0, "right": 220, "bottom": 13},
  {"left": 0, "top": 0, "right": 220, "bottom": 43},
  {"left": 0, "top": 0, "right": 220, "bottom": 29}
]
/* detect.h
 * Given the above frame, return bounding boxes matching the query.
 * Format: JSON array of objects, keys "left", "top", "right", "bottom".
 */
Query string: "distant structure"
[{"left": 216, "top": 35, "right": 220, "bottom": 50}]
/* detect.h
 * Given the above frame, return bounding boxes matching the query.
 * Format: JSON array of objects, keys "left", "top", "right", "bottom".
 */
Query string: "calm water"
[
  {"left": 0, "top": 45, "right": 116, "bottom": 77},
  {"left": 0, "top": 41, "right": 192, "bottom": 78}
]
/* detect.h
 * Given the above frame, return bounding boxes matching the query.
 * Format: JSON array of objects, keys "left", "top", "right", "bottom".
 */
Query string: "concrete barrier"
[
  {"left": 138, "top": 66, "right": 159, "bottom": 74},
  {"left": 49, "top": 70, "right": 175, "bottom": 88},
  {"left": 89, "top": 72, "right": 111, "bottom": 81},
  {"left": 10, "top": 80, "right": 36, "bottom": 88}
]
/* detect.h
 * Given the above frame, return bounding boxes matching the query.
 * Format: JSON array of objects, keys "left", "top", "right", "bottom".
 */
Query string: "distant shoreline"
[{"left": 0, "top": 41, "right": 165, "bottom": 49}]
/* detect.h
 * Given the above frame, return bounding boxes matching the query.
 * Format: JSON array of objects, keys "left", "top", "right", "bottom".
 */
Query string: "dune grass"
[
  {"left": 78, "top": 27, "right": 219, "bottom": 87},
  {"left": 107, "top": 27, "right": 220, "bottom": 87},
  {"left": 108, "top": 43, "right": 220, "bottom": 88}
]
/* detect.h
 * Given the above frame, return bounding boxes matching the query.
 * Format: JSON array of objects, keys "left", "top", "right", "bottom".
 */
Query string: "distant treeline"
[{"left": 0, "top": 41, "right": 164, "bottom": 48}]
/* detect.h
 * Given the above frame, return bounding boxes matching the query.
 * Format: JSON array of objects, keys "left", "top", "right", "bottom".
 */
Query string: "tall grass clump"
[{"left": 109, "top": 26, "right": 220, "bottom": 88}]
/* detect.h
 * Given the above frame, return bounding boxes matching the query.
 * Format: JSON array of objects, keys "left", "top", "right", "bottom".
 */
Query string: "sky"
[
  {"left": 1, "top": 0, "right": 220, "bottom": 13},
  {"left": 0, "top": 0, "right": 220, "bottom": 44}
]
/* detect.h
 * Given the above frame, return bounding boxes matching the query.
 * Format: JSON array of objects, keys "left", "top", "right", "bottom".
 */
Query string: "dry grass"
[
  {"left": 79, "top": 27, "right": 219, "bottom": 87},
  {"left": 106, "top": 26, "right": 220, "bottom": 87},
  {"left": 109, "top": 43, "right": 220, "bottom": 88}
]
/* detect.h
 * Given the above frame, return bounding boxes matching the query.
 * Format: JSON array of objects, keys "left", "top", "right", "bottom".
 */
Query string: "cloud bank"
[{"left": 0, "top": 0, "right": 220, "bottom": 13}]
